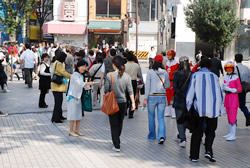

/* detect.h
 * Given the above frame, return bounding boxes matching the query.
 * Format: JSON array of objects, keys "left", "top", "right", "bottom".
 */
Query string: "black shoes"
[
  {"left": 204, "top": 152, "right": 216, "bottom": 162},
  {"left": 39, "top": 105, "right": 48, "bottom": 108},
  {"left": 158, "top": 137, "right": 165, "bottom": 144},
  {"left": 52, "top": 120, "right": 63, "bottom": 123},
  {"left": 61, "top": 116, "right": 67, "bottom": 120}
]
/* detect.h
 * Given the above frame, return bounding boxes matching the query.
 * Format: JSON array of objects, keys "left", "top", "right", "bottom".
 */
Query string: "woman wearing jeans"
[
  {"left": 173, "top": 56, "right": 192, "bottom": 148},
  {"left": 105, "top": 56, "right": 135, "bottom": 152},
  {"left": 143, "top": 55, "right": 170, "bottom": 144}
]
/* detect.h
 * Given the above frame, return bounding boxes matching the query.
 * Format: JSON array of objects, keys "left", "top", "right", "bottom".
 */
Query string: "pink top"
[{"left": 224, "top": 74, "right": 242, "bottom": 108}]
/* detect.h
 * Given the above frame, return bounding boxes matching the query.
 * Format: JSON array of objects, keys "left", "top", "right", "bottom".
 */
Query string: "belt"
[{"left": 151, "top": 93, "right": 166, "bottom": 96}]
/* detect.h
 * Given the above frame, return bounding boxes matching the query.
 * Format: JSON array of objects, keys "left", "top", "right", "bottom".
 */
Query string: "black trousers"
[
  {"left": 149, "top": 58, "right": 154, "bottom": 69},
  {"left": 39, "top": 89, "right": 47, "bottom": 107},
  {"left": 52, "top": 92, "right": 63, "bottom": 122},
  {"left": 24, "top": 68, "right": 33, "bottom": 87},
  {"left": 127, "top": 80, "right": 137, "bottom": 117},
  {"left": 109, "top": 103, "right": 127, "bottom": 149},
  {"left": 190, "top": 117, "right": 218, "bottom": 160}
]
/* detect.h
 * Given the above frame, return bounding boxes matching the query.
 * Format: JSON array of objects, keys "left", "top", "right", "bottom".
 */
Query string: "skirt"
[{"left": 67, "top": 98, "right": 82, "bottom": 121}]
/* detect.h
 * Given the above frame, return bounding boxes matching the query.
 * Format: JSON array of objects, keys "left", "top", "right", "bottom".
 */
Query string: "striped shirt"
[{"left": 186, "top": 68, "right": 223, "bottom": 118}]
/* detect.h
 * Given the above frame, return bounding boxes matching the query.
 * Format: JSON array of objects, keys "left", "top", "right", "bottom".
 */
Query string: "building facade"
[
  {"left": 43, "top": 0, "right": 88, "bottom": 49},
  {"left": 128, "top": 0, "right": 159, "bottom": 52},
  {"left": 88, "top": 0, "right": 127, "bottom": 48}
]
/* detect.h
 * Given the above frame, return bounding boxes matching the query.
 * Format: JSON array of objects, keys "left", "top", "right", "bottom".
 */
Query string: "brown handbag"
[{"left": 101, "top": 72, "right": 120, "bottom": 115}]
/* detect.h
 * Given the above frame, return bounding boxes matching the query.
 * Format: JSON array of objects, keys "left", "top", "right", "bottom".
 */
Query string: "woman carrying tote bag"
[{"left": 104, "top": 56, "right": 135, "bottom": 152}]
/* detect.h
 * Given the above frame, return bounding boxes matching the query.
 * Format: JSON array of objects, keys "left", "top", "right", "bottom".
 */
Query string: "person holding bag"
[
  {"left": 104, "top": 56, "right": 135, "bottom": 152},
  {"left": 173, "top": 56, "right": 192, "bottom": 148},
  {"left": 51, "top": 50, "right": 71, "bottom": 123},
  {"left": 143, "top": 55, "right": 170, "bottom": 144},
  {"left": 67, "top": 60, "right": 95, "bottom": 136}
]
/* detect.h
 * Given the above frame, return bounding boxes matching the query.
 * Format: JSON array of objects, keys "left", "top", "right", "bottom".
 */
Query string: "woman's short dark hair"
[
  {"left": 126, "top": 51, "right": 134, "bottom": 61},
  {"left": 55, "top": 49, "right": 67, "bottom": 63},
  {"left": 199, "top": 58, "right": 212, "bottom": 69},
  {"left": 79, "top": 50, "right": 85, "bottom": 57},
  {"left": 112, "top": 56, "right": 125, "bottom": 77},
  {"left": 41, "top": 53, "right": 49, "bottom": 60},
  {"left": 75, "top": 59, "right": 88, "bottom": 73},
  {"left": 152, "top": 61, "right": 164, "bottom": 70}
]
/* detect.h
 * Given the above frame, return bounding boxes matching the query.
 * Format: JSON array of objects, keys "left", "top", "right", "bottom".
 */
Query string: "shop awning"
[
  {"left": 88, "top": 20, "right": 121, "bottom": 33},
  {"left": 43, "top": 21, "right": 87, "bottom": 35}
]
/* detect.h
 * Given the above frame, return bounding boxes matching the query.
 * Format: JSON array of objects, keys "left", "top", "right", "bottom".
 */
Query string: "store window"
[
  {"left": 96, "top": 0, "right": 121, "bottom": 19},
  {"left": 134, "top": 0, "right": 158, "bottom": 21}
]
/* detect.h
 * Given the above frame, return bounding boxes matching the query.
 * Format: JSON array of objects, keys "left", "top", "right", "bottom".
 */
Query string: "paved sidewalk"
[{"left": 0, "top": 62, "right": 250, "bottom": 167}]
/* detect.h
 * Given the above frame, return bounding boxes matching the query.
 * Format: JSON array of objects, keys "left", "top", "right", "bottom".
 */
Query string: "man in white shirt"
[
  {"left": 235, "top": 54, "right": 250, "bottom": 126},
  {"left": 148, "top": 47, "right": 156, "bottom": 69},
  {"left": 20, "top": 44, "right": 36, "bottom": 88}
]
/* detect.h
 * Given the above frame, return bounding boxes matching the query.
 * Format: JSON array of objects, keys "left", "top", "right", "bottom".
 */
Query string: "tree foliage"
[
  {"left": 34, "top": 0, "right": 53, "bottom": 42},
  {"left": 184, "top": 0, "right": 240, "bottom": 47},
  {"left": 0, "top": 0, "right": 36, "bottom": 38}
]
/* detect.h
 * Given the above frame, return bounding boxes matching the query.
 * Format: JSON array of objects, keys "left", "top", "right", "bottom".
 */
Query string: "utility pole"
[{"left": 136, "top": 0, "right": 138, "bottom": 59}]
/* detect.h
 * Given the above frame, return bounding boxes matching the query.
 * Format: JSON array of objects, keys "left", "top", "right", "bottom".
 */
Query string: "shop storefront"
[{"left": 88, "top": 0, "right": 126, "bottom": 48}]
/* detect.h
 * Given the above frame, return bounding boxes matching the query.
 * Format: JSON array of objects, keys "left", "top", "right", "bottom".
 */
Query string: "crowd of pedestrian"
[{"left": 1, "top": 41, "right": 250, "bottom": 164}]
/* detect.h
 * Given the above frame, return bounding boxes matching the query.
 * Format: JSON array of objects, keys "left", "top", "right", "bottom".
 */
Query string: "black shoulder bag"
[
  {"left": 51, "top": 62, "right": 63, "bottom": 85},
  {"left": 90, "top": 64, "right": 102, "bottom": 81}
]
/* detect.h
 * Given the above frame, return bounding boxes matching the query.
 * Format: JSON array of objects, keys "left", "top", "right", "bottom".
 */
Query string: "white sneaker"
[
  {"left": 226, "top": 135, "right": 236, "bottom": 141},
  {"left": 179, "top": 141, "right": 186, "bottom": 148},
  {"left": 112, "top": 147, "right": 120, "bottom": 152},
  {"left": 3, "top": 89, "right": 10, "bottom": 93},
  {"left": 164, "top": 113, "right": 171, "bottom": 117}
]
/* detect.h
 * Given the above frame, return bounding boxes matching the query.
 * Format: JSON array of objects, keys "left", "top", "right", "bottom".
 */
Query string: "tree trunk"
[{"left": 39, "top": 25, "right": 42, "bottom": 43}]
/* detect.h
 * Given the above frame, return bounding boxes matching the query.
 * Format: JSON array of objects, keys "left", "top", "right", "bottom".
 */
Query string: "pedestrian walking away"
[
  {"left": 211, "top": 53, "right": 224, "bottom": 77},
  {"left": 186, "top": 58, "right": 223, "bottom": 162},
  {"left": 125, "top": 51, "right": 140, "bottom": 118},
  {"left": 222, "top": 61, "right": 242, "bottom": 141},
  {"left": 235, "top": 54, "right": 250, "bottom": 126},
  {"left": 173, "top": 56, "right": 192, "bottom": 148},
  {"left": 143, "top": 55, "right": 170, "bottom": 144},
  {"left": 104, "top": 56, "right": 135, "bottom": 152},
  {"left": 67, "top": 60, "right": 94, "bottom": 137}
]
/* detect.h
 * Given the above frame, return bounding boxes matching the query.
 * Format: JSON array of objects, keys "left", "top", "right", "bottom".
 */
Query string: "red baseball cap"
[{"left": 154, "top": 55, "right": 163, "bottom": 64}]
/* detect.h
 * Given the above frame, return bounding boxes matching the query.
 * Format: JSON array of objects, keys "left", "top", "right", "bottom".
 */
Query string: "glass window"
[
  {"left": 151, "top": 0, "right": 156, "bottom": 21},
  {"left": 138, "top": 0, "right": 150, "bottom": 21},
  {"left": 96, "top": 0, "right": 108, "bottom": 15},
  {"left": 96, "top": 0, "right": 121, "bottom": 19},
  {"left": 109, "top": 0, "right": 121, "bottom": 17}
]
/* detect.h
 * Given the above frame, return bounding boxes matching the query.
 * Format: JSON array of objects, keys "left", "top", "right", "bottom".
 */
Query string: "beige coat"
[{"left": 51, "top": 60, "right": 71, "bottom": 92}]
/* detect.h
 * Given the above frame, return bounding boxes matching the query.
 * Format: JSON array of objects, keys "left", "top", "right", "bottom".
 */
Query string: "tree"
[
  {"left": 0, "top": 0, "right": 36, "bottom": 41},
  {"left": 184, "top": 0, "right": 240, "bottom": 48},
  {"left": 34, "top": 0, "right": 53, "bottom": 42}
]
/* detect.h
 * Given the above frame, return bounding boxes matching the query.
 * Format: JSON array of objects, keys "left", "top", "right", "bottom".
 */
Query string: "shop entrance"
[{"left": 88, "top": 32, "right": 122, "bottom": 48}]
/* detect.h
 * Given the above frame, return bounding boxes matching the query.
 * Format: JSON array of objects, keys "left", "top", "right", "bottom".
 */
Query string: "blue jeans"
[{"left": 147, "top": 96, "right": 166, "bottom": 141}]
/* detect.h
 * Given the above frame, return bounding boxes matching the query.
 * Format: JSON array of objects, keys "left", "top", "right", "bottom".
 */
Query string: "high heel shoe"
[
  {"left": 61, "top": 116, "right": 67, "bottom": 120},
  {"left": 69, "top": 132, "right": 79, "bottom": 137},
  {"left": 75, "top": 131, "right": 84, "bottom": 136}
]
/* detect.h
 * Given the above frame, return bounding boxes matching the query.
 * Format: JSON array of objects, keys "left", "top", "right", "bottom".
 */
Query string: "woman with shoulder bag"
[
  {"left": 51, "top": 50, "right": 71, "bottom": 123},
  {"left": 67, "top": 60, "right": 95, "bottom": 136},
  {"left": 143, "top": 55, "right": 170, "bottom": 144},
  {"left": 38, "top": 53, "right": 51, "bottom": 108},
  {"left": 104, "top": 56, "right": 135, "bottom": 152},
  {"left": 173, "top": 56, "right": 192, "bottom": 148}
]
